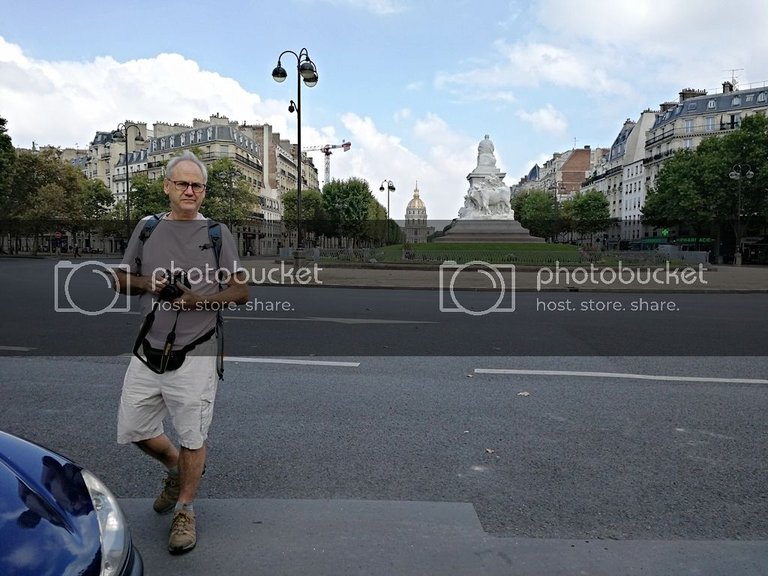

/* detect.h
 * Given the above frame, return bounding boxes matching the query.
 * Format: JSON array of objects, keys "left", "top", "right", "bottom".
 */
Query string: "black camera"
[{"left": 158, "top": 269, "right": 190, "bottom": 301}]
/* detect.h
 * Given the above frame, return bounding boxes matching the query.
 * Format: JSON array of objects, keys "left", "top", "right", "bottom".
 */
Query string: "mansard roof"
[
  {"left": 608, "top": 119, "right": 636, "bottom": 163},
  {"left": 652, "top": 84, "right": 768, "bottom": 130},
  {"left": 147, "top": 123, "right": 260, "bottom": 158}
]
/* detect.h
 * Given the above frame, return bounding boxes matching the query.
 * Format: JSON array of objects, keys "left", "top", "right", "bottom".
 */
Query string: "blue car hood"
[{"left": 0, "top": 431, "right": 101, "bottom": 576}]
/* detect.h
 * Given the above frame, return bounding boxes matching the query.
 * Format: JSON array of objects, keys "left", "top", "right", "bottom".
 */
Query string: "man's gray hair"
[{"left": 165, "top": 151, "right": 208, "bottom": 183}]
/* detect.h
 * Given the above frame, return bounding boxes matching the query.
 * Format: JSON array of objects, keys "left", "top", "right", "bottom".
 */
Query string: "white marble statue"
[
  {"left": 457, "top": 135, "right": 515, "bottom": 220},
  {"left": 458, "top": 175, "right": 515, "bottom": 220},
  {"left": 477, "top": 134, "right": 496, "bottom": 168}
]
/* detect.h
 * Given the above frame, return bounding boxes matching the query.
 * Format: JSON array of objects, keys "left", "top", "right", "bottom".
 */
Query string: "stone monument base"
[{"left": 434, "top": 218, "right": 545, "bottom": 243}]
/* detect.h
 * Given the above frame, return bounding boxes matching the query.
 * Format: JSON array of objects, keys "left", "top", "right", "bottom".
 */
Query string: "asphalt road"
[
  {"left": 2, "top": 354, "right": 767, "bottom": 542},
  {"left": 2, "top": 258, "right": 768, "bottom": 356},
  {"left": 2, "top": 258, "right": 767, "bottom": 574}
]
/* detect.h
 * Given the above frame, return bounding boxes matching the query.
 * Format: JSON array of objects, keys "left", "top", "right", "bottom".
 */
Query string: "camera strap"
[{"left": 132, "top": 301, "right": 179, "bottom": 374}]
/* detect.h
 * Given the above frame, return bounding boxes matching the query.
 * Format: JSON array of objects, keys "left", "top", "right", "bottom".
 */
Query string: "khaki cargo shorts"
[{"left": 117, "top": 337, "right": 218, "bottom": 450}]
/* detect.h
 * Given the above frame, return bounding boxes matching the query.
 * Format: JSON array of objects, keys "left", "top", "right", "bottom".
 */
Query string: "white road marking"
[
  {"left": 226, "top": 357, "right": 360, "bottom": 367},
  {"left": 0, "top": 346, "right": 35, "bottom": 352},
  {"left": 306, "top": 317, "right": 436, "bottom": 325},
  {"left": 223, "top": 315, "right": 435, "bottom": 324},
  {"left": 474, "top": 368, "right": 768, "bottom": 385}
]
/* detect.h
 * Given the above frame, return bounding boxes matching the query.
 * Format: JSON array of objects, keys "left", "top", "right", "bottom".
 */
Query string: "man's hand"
[
  {"left": 113, "top": 269, "right": 170, "bottom": 296},
  {"left": 169, "top": 272, "right": 249, "bottom": 311},
  {"left": 170, "top": 283, "right": 204, "bottom": 311}
]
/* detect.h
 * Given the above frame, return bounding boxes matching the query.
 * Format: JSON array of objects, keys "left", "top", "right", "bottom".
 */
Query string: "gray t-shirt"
[{"left": 122, "top": 214, "right": 242, "bottom": 349}]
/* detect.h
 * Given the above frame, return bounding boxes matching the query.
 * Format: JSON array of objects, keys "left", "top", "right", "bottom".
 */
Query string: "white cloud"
[
  {"left": 433, "top": 38, "right": 630, "bottom": 105},
  {"left": 531, "top": 0, "right": 768, "bottom": 89},
  {"left": 516, "top": 105, "right": 568, "bottom": 135},
  {"left": 0, "top": 37, "right": 275, "bottom": 148},
  {"left": 494, "top": 41, "right": 630, "bottom": 95},
  {"left": 0, "top": 35, "right": 475, "bottom": 220},
  {"left": 324, "top": 112, "right": 478, "bottom": 220},
  {"left": 393, "top": 108, "right": 412, "bottom": 122},
  {"left": 535, "top": 0, "right": 768, "bottom": 51}
]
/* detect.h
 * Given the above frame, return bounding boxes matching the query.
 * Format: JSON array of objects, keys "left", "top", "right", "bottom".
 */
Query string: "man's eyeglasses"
[{"left": 168, "top": 180, "right": 206, "bottom": 193}]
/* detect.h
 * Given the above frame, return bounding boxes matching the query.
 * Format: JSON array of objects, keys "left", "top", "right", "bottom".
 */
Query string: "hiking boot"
[
  {"left": 168, "top": 509, "right": 196, "bottom": 554},
  {"left": 153, "top": 473, "right": 180, "bottom": 514}
]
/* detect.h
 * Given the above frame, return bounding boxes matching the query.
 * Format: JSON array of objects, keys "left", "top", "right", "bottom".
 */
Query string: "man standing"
[{"left": 113, "top": 151, "right": 247, "bottom": 554}]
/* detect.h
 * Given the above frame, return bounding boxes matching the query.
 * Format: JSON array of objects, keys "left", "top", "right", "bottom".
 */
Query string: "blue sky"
[{"left": 2, "top": 0, "right": 767, "bottom": 219}]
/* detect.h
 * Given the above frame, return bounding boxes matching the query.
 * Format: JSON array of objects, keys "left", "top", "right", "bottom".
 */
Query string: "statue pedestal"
[
  {"left": 434, "top": 219, "right": 545, "bottom": 243},
  {"left": 467, "top": 168, "right": 505, "bottom": 190}
]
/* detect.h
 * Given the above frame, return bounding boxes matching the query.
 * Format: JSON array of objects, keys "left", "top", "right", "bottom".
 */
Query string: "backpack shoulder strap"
[
  {"left": 206, "top": 219, "right": 226, "bottom": 380},
  {"left": 135, "top": 212, "right": 166, "bottom": 276},
  {"left": 207, "top": 220, "right": 222, "bottom": 270}
]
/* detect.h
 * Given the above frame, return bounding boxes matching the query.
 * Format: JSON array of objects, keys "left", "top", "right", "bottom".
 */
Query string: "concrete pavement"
[
  {"left": 121, "top": 498, "right": 768, "bottom": 576},
  {"left": 240, "top": 257, "right": 768, "bottom": 292}
]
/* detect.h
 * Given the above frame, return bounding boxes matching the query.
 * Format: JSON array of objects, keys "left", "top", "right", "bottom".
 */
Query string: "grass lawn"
[
  {"left": 400, "top": 242, "right": 578, "bottom": 252},
  {"left": 374, "top": 242, "right": 582, "bottom": 264}
]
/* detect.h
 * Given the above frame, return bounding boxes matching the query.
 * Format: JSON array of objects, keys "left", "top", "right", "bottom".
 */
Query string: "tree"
[
  {"left": 643, "top": 148, "right": 709, "bottom": 229},
  {"left": 516, "top": 189, "right": 559, "bottom": 240},
  {"left": 281, "top": 187, "right": 324, "bottom": 244},
  {"left": 362, "top": 198, "right": 390, "bottom": 245},
  {"left": 82, "top": 178, "right": 114, "bottom": 220},
  {"left": 128, "top": 174, "right": 167, "bottom": 219},
  {"left": 571, "top": 189, "right": 611, "bottom": 243},
  {"left": 643, "top": 115, "right": 768, "bottom": 260},
  {"left": 12, "top": 149, "right": 83, "bottom": 253},
  {"left": 557, "top": 197, "right": 577, "bottom": 243},
  {"left": 0, "top": 117, "right": 16, "bottom": 252},
  {"left": 80, "top": 178, "right": 115, "bottom": 250},
  {"left": 321, "top": 178, "right": 373, "bottom": 247},
  {"left": 204, "top": 157, "right": 258, "bottom": 226},
  {"left": 721, "top": 114, "right": 768, "bottom": 239}
]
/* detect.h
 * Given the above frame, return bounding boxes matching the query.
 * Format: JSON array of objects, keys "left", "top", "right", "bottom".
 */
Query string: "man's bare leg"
[
  {"left": 135, "top": 435, "right": 179, "bottom": 470},
  {"left": 177, "top": 445, "right": 206, "bottom": 504}
]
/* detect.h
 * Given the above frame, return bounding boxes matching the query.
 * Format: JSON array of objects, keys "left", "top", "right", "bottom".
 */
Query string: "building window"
[
  {"left": 705, "top": 116, "right": 715, "bottom": 131},
  {"left": 687, "top": 102, "right": 697, "bottom": 111},
  {"left": 732, "top": 96, "right": 741, "bottom": 106},
  {"left": 758, "top": 92, "right": 767, "bottom": 103},
  {"left": 684, "top": 119, "right": 694, "bottom": 133},
  {"left": 707, "top": 99, "right": 717, "bottom": 109},
  {"left": 684, "top": 138, "right": 693, "bottom": 149}
]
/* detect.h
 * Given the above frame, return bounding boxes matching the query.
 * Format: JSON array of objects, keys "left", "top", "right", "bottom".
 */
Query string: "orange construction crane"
[{"left": 303, "top": 140, "right": 351, "bottom": 185}]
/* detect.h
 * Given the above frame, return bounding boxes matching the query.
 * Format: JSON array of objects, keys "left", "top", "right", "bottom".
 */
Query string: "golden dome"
[{"left": 407, "top": 184, "right": 426, "bottom": 211}]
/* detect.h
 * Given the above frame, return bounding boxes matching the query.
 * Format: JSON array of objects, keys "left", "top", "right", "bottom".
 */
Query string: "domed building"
[{"left": 403, "top": 183, "right": 434, "bottom": 244}]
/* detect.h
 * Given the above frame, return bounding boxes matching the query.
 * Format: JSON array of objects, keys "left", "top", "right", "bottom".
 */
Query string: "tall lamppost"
[
  {"left": 729, "top": 163, "right": 754, "bottom": 265},
  {"left": 379, "top": 179, "right": 395, "bottom": 244},
  {"left": 335, "top": 201, "right": 344, "bottom": 248},
  {"left": 111, "top": 122, "right": 144, "bottom": 241},
  {"left": 272, "top": 48, "right": 318, "bottom": 261}
]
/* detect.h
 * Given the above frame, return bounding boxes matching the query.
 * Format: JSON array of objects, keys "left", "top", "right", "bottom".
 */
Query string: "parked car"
[{"left": 0, "top": 430, "right": 143, "bottom": 575}]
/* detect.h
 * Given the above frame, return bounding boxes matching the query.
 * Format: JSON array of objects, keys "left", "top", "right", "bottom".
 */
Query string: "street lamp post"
[
  {"left": 111, "top": 122, "right": 144, "bottom": 241},
  {"left": 729, "top": 163, "right": 754, "bottom": 265},
  {"left": 272, "top": 48, "right": 318, "bottom": 263},
  {"left": 378, "top": 179, "right": 395, "bottom": 244},
  {"left": 335, "top": 201, "right": 343, "bottom": 249}
]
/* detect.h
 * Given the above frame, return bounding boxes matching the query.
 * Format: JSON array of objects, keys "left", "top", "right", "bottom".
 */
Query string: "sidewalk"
[
  {"left": 121, "top": 498, "right": 768, "bottom": 576},
  {"left": 240, "top": 257, "right": 768, "bottom": 292}
]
